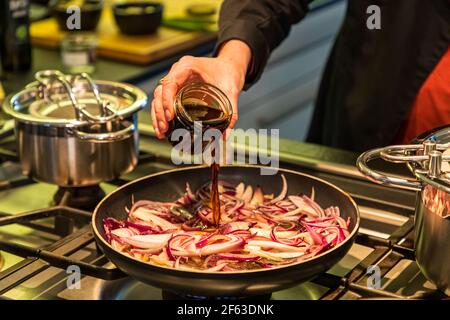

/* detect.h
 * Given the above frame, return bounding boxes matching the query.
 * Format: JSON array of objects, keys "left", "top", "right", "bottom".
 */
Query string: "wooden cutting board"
[{"left": 30, "top": 0, "right": 221, "bottom": 65}]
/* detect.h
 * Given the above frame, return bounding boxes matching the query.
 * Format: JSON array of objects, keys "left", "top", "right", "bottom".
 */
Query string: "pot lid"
[
  {"left": 376, "top": 125, "right": 450, "bottom": 193},
  {"left": 2, "top": 70, "right": 147, "bottom": 126},
  {"left": 412, "top": 125, "right": 450, "bottom": 174}
]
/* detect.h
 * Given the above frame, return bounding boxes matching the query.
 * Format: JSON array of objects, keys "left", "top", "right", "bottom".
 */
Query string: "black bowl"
[
  {"left": 50, "top": 0, "right": 103, "bottom": 32},
  {"left": 113, "top": 2, "right": 163, "bottom": 35}
]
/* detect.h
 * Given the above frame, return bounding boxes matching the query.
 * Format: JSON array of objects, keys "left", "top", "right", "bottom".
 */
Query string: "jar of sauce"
[{"left": 166, "top": 82, "right": 232, "bottom": 148}]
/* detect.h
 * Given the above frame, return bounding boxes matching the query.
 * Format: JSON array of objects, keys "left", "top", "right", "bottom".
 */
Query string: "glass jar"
[
  {"left": 167, "top": 82, "right": 233, "bottom": 150},
  {"left": 60, "top": 33, "right": 97, "bottom": 74}
]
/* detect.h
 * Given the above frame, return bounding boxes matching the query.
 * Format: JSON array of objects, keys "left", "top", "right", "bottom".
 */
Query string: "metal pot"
[
  {"left": 2, "top": 70, "right": 147, "bottom": 186},
  {"left": 357, "top": 127, "right": 450, "bottom": 295}
]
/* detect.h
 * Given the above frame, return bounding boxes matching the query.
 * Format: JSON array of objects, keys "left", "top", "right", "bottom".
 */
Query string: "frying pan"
[{"left": 92, "top": 165, "right": 360, "bottom": 296}]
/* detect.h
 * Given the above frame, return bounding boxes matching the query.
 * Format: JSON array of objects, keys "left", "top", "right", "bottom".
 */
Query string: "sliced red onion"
[
  {"left": 302, "top": 195, "right": 325, "bottom": 217},
  {"left": 250, "top": 186, "right": 264, "bottom": 206},
  {"left": 196, "top": 207, "right": 214, "bottom": 226},
  {"left": 310, "top": 187, "right": 315, "bottom": 202},
  {"left": 269, "top": 174, "right": 287, "bottom": 204},
  {"left": 125, "top": 221, "right": 162, "bottom": 234},
  {"left": 195, "top": 231, "right": 219, "bottom": 248},
  {"left": 111, "top": 227, "right": 138, "bottom": 238},
  {"left": 129, "top": 200, "right": 173, "bottom": 215},
  {"left": 120, "top": 233, "right": 172, "bottom": 249},
  {"left": 103, "top": 217, "right": 125, "bottom": 233},
  {"left": 303, "top": 224, "right": 324, "bottom": 245},
  {"left": 270, "top": 228, "right": 303, "bottom": 246},
  {"left": 200, "top": 235, "right": 245, "bottom": 256},
  {"left": 104, "top": 175, "right": 350, "bottom": 272},
  {"left": 130, "top": 207, "right": 179, "bottom": 231},
  {"left": 221, "top": 221, "right": 252, "bottom": 234},
  {"left": 235, "top": 182, "right": 245, "bottom": 199},
  {"left": 241, "top": 185, "right": 253, "bottom": 204},
  {"left": 228, "top": 201, "right": 244, "bottom": 214},
  {"left": 227, "top": 229, "right": 252, "bottom": 238},
  {"left": 246, "top": 240, "right": 307, "bottom": 252}
]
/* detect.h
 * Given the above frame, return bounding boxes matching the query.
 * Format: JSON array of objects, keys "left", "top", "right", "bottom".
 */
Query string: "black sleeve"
[{"left": 215, "top": 0, "right": 312, "bottom": 89}]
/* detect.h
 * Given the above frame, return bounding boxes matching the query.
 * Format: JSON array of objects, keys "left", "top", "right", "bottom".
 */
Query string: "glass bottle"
[{"left": 166, "top": 82, "right": 232, "bottom": 151}]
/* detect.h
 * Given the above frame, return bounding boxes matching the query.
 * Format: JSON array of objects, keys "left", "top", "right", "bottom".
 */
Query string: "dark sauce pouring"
[
  {"left": 184, "top": 105, "right": 227, "bottom": 227},
  {"left": 166, "top": 83, "right": 232, "bottom": 228}
]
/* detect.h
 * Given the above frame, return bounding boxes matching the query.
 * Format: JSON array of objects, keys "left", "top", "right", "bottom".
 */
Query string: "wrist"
[{"left": 217, "top": 40, "right": 252, "bottom": 89}]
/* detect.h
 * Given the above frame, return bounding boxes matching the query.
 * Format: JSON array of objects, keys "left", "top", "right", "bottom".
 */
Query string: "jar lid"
[{"left": 3, "top": 70, "right": 147, "bottom": 127}]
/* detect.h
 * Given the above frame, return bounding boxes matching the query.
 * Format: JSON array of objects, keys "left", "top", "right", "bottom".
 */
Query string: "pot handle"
[
  {"left": 72, "top": 122, "right": 135, "bottom": 143},
  {"left": 357, "top": 147, "right": 422, "bottom": 191}
]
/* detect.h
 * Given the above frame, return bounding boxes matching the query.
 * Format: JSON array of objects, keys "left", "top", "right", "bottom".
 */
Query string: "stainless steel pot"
[
  {"left": 357, "top": 129, "right": 450, "bottom": 295},
  {"left": 2, "top": 70, "right": 147, "bottom": 186}
]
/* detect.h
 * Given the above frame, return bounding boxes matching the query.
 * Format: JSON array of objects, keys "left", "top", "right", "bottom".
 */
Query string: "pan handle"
[
  {"left": 356, "top": 147, "right": 422, "bottom": 191},
  {"left": 0, "top": 239, "right": 126, "bottom": 280}
]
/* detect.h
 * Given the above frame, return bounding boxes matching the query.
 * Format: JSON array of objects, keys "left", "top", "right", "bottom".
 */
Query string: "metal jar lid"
[{"left": 2, "top": 70, "right": 147, "bottom": 127}]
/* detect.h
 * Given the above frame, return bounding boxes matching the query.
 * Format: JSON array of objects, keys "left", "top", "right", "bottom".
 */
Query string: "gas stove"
[{"left": 0, "top": 117, "right": 447, "bottom": 300}]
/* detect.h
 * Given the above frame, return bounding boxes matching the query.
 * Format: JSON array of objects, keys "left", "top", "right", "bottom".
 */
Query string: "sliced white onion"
[
  {"left": 269, "top": 174, "right": 287, "bottom": 204},
  {"left": 111, "top": 227, "right": 137, "bottom": 238},
  {"left": 131, "top": 207, "right": 180, "bottom": 231},
  {"left": 246, "top": 240, "right": 307, "bottom": 252},
  {"left": 121, "top": 233, "right": 172, "bottom": 249}
]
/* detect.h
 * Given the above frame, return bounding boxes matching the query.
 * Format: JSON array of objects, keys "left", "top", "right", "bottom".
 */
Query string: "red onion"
[
  {"left": 269, "top": 174, "right": 287, "bottom": 204},
  {"left": 200, "top": 235, "right": 245, "bottom": 255},
  {"left": 119, "top": 233, "right": 172, "bottom": 249},
  {"left": 125, "top": 221, "right": 162, "bottom": 234},
  {"left": 103, "top": 174, "right": 350, "bottom": 272}
]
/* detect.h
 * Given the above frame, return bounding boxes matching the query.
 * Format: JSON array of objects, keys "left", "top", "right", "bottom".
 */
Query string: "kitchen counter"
[
  {"left": 0, "top": 0, "right": 341, "bottom": 96},
  {"left": 0, "top": 42, "right": 215, "bottom": 95}
]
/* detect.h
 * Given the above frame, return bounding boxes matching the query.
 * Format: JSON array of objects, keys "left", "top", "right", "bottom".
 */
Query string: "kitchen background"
[
  {"left": 2, "top": 0, "right": 346, "bottom": 141},
  {"left": 1, "top": 0, "right": 449, "bottom": 300}
]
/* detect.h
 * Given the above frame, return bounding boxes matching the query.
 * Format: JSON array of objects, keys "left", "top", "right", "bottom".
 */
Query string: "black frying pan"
[{"left": 92, "top": 165, "right": 360, "bottom": 296}]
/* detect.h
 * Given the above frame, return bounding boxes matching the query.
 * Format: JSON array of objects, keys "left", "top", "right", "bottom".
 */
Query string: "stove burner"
[
  {"left": 53, "top": 185, "right": 106, "bottom": 210},
  {"left": 161, "top": 291, "right": 272, "bottom": 300}
]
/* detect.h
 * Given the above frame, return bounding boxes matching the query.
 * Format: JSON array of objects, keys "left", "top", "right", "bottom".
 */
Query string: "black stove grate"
[
  {"left": 0, "top": 151, "right": 162, "bottom": 297},
  {"left": 0, "top": 203, "right": 446, "bottom": 300}
]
